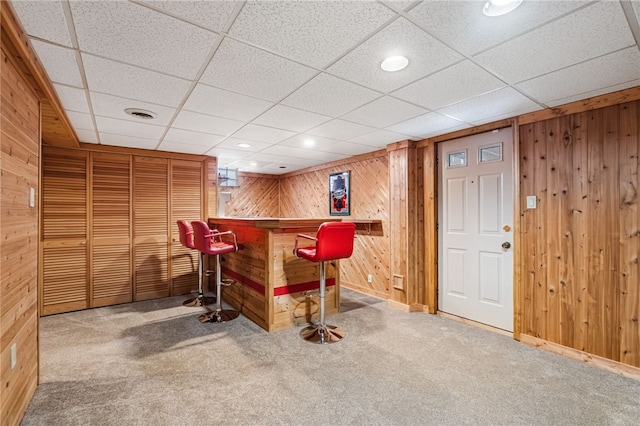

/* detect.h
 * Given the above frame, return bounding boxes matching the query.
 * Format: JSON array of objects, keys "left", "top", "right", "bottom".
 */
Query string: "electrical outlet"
[
  {"left": 367, "top": 274, "right": 373, "bottom": 283},
  {"left": 29, "top": 187, "right": 35, "bottom": 208},
  {"left": 526, "top": 195, "right": 537, "bottom": 209},
  {"left": 10, "top": 343, "right": 17, "bottom": 369}
]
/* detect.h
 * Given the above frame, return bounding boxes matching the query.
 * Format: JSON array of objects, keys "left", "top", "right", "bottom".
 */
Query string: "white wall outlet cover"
[
  {"left": 526, "top": 195, "right": 537, "bottom": 209},
  {"left": 29, "top": 187, "right": 35, "bottom": 208}
]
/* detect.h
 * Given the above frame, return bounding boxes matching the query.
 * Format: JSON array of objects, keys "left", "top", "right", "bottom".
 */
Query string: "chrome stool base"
[
  {"left": 300, "top": 324, "right": 344, "bottom": 344},
  {"left": 182, "top": 295, "right": 215, "bottom": 307},
  {"left": 198, "top": 309, "right": 240, "bottom": 323}
]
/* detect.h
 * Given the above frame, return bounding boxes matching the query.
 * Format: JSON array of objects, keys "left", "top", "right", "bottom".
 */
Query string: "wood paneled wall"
[
  {"left": 1, "top": 48, "right": 40, "bottom": 425},
  {"left": 41, "top": 146, "right": 205, "bottom": 315},
  {"left": 278, "top": 153, "right": 391, "bottom": 299},
  {"left": 519, "top": 100, "right": 640, "bottom": 368},
  {"left": 223, "top": 173, "right": 280, "bottom": 218}
]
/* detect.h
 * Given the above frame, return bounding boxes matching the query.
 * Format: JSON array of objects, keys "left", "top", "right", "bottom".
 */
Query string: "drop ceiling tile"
[
  {"left": 437, "top": 87, "right": 541, "bottom": 125},
  {"left": 31, "top": 40, "right": 83, "bottom": 87},
  {"left": 261, "top": 145, "right": 343, "bottom": 162},
  {"left": 53, "top": 84, "right": 89, "bottom": 114},
  {"left": 11, "top": 0, "right": 72, "bottom": 47},
  {"left": 282, "top": 73, "right": 380, "bottom": 117},
  {"left": 215, "top": 137, "right": 274, "bottom": 152},
  {"left": 306, "top": 119, "right": 376, "bottom": 140},
  {"left": 96, "top": 116, "right": 165, "bottom": 140},
  {"left": 546, "top": 79, "right": 640, "bottom": 108},
  {"left": 70, "top": 1, "right": 218, "bottom": 79},
  {"left": 100, "top": 133, "right": 158, "bottom": 150},
  {"left": 75, "top": 129, "right": 98, "bottom": 144},
  {"left": 245, "top": 152, "right": 319, "bottom": 168},
  {"left": 386, "top": 112, "right": 469, "bottom": 138},
  {"left": 163, "top": 128, "right": 225, "bottom": 147},
  {"left": 517, "top": 47, "right": 640, "bottom": 106},
  {"left": 634, "top": 1, "right": 640, "bottom": 20},
  {"left": 328, "top": 18, "right": 463, "bottom": 93},
  {"left": 138, "top": 0, "right": 238, "bottom": 32},
  {"left": 392, "top": 60, "right": 505, "bottom": 110},
  {"left": 383, "top": 0, "right": 419, "bottom": 13},
  {"left": 172, "top": 110, "right": 244, "bottom": 136},
  {"left": 473, "top": 2, "right": 636, "bottom": 83},
  {"left": 183, "top": 84, "right": 274, "bottom": 122},
  {"left": 408, "top": 0, "right": 588, "bottom": 56},
  {"left": 156, "top": 141, "right": 209, "bottom": 155},
  {"left": 349, "top": 129, "right": 411, "bottom": 148},
  {"left": 231, "top": 124, "right": 296, "bottom": 144},
  {"left": 341, "top": 96, "right": 427, "bottom": 128},
  {"left": 200, "top": 38, "right": 317, "bottom": 102},
  {"left": 90, "top": 92, "right": 176, "bottom": 126},
  {"left": 279, "top": 135, "right": 374, "bottom": 156},
  {"left": 204, "top": 147, "right": 248, "bottom": 162},
  {"left": 66, "top": 111, "right": 94, "bottom": 131},
  {"left": 82, "top": 54, "right": 191, "bottom": 107},
  {"left": 228, "top": 1, "right": 395, "bottom": 68},
  {"left": 252, "top": 105, "right": 331, "bottom": 132}
]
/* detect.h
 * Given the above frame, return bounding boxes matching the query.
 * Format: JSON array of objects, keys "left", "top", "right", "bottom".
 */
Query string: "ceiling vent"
[{"left": 125, "top": 108, "right": 157, "bottom": 120}]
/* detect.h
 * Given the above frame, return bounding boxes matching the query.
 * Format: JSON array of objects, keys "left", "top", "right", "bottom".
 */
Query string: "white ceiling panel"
[
  {"left": 261, "top": 145, "right": 344, "bottom": 162},
  {"left": 82, "top": 54, "right": 191, "bottom": 108},
  {"left": 183, "top": 84, "right": 274, "bottom": 122},
  {"left": 137, "top": 0, "right": 239, "bottom": 33},
  {"left": 95, "top": 116, "right": 165, "bottom": 140},
  {"left": 306, "top": 119, "right": 377, "bottom": 140},
  {"left": 99, "top": 133, "right": 158, "bottom": 150},
  {"left": 31, "top": 40, "right": 82, "bottom": 87},
  {"left": 386, "top": 112, "right": 469, "bottom": 138},
  {"left": 90, "top": 92, "right": 176, "bottom": 127},
  {"left": 474, "top": 1, "right": 636, "bottom": 84},
  {"left": 517, "top": 47, "right": 640, "bottom": 106},
  {"left": 349, "top": 129, "right": 412, "bottom": 148},
  {"left": 200, "top": 38, "right": 318, "bottom": 102},
  {"left": 9, "top": 0, "right": 640, "bottom": 174},
  {"left": 228, "top": 0, "right": 395, "bottom": 68},
  {"left": 328, "top": 18, "right": 463, "bottom": 93},
  {"left": 282, "top": 73, "right": 381, "bottom": 117},
  {"left": 392, "top": 60, "right": 505, "bottom": 110},
  {"left": 70, "top": 1, "right": 218, "bottom": 80},
  {"left": 66, "top": 111, "right": 94, "bottom": 131},
  {"left": 156, "top": 141, "right": 210, "bottom": 155},
  {"left": 163, "top": 128, "right": 225, "bottom": 148},
  {"left": 437, "top": 87, "right": 541, "bottom": 125},
  {"left": 231, "top": 124, "right": 296, "bottom": 144},
  {"left": 408, "top": 0, "right": 589, "bottom": 56},
  {"left": 171, "top": 110, "right": 243, "bottom": 136},
  {"left": 252, "top": 105, "right": 331, "bottom": 132},
  {"left": 53, "top": 84, "right": 89, "bottom": 114},
  {"left": 9, "top": 0, "right": 72, "bottom": 47},
  {"left": 341, "top": 96, "right": 428, "bottom": 128}
]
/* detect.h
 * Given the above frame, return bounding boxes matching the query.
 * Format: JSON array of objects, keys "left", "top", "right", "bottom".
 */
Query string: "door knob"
[{"left": 502, "top": 241, "right": 511, "bottom": 250}]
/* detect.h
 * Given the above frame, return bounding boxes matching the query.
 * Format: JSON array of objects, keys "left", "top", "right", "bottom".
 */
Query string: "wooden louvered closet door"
[
  {"left": 133, "top": 156, "right": 169, "bottom": 300},
  {"left": 91, "top": 152, "right": 132, "bottom": 307},
  {"left": 170, "top": 160, "right": 203, "bottom": 295},
  {"left": 41, "top": 147, "right": 88, "bottom": 315}
]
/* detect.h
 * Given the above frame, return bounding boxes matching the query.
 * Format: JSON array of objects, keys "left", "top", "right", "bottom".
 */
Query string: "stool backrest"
[
  {"left": 190, "top": 220, "right": 211, "bottom": 254},
  {"left": 176, "top": 220, "right": 195, "bottom": 249},
  {"left": 314, "top": 222, "right": 356, "bottom": 262}
]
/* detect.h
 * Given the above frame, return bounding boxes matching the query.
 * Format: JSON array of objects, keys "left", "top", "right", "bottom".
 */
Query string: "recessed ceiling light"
[
  {"left": 250, "top": 161, "right": 257, "bottom": 166},
  {"left": 381, "top": 56, "right": 408, "bottom": 72},
  {"left": 238, "top": 143, "right": 251, "bottom": 148},
  {"left": 482, "top": 0, "right": 524, "bottom": 16},
  {"left": 124, "top": 108, "right": 157, "bottom": 120},
  {"left": 303, "top": 138, "right": 315, "bottom": 147}
]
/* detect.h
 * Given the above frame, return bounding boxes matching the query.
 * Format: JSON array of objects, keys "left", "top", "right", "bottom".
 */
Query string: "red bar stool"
[
  {"left": 191, "top": 220, "right": 241, "bottom": 323},
  {"left": 176, "top": 220, "right": 215, "bottom": 307},
  {"left": 293, "top": 221, "right": 356, "bottom": 344}
]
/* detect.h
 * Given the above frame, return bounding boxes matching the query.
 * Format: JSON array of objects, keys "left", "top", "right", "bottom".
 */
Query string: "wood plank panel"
[
  {"left": 224, "top": 173, "right": 279, "bottom": 218},
  {"left": 133, "top": 156, "right": 169, "bottom": 300}
]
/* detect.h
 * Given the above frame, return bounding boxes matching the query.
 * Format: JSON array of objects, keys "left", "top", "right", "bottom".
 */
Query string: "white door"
[{"left": 438, "top": 128, "right": 514, "bottom": 331}]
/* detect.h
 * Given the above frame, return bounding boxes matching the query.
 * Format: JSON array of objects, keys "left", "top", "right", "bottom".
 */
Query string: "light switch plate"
[
  {"left": 29, "top": 187, "right": 35, "bottom": 208},
  {"left": 526, "top": 195, "right": 537, "bottom": 209}
]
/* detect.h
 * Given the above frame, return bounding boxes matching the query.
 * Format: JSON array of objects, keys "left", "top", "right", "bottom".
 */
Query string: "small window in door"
[
  {"left": 447, "top": 150, "right": 467, "bottom": 168},
  {"left": 479, "top": 144, "right": 502, "bottom": 163}
]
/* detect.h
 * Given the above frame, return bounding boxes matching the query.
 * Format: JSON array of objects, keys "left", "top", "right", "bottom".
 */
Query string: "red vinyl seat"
[
  {"left": 176, "top": 220, "right": 215, "bottom": 308},
  {"left": 191, "top": 220, "right": 241, "bottom": 323},
  {"left": 293, "top": 221, "right": 356, "bottom": 344}
]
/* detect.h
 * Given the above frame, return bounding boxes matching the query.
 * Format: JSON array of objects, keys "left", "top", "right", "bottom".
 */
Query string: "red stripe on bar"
[
  {"left": 221, "top": 267, "right": 265, "bottom": 294},
  {"left": 273, "top": 278, "right": 335, "bottom": 297}
]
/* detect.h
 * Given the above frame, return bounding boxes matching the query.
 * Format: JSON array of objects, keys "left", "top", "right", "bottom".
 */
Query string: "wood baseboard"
[
  {"left": 520, "top": 334, "right": 640, "bottom": 381},
  {"left": 437, "top": 311, "right": 513, "bottom": 337},
  {"left": 386, "top": 299, "right": 428, "bottom": 313}
]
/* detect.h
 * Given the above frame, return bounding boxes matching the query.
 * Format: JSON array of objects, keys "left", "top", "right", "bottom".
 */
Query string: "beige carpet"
[{"left": 23, "top": 289, "right": 640, "bottom": 425}]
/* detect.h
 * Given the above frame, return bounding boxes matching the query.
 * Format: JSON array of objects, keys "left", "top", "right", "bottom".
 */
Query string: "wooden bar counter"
[{"left": 208, "top": 217, "right": 343, "bottom": 332}]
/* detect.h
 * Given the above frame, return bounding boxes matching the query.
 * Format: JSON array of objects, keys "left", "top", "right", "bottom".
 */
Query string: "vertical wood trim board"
[{"left": 1, "top": 47, "right": 40, "bottom": 426}]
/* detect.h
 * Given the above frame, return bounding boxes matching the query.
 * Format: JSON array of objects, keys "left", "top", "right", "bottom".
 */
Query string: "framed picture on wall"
[{"left": 329, "top": 171, "right": 350, "bottom": 216}]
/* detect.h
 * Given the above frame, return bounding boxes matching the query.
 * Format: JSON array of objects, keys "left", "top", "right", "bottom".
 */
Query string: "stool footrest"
[{"left": 300, "top": 324, "right": 344, "bottom": 344}]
